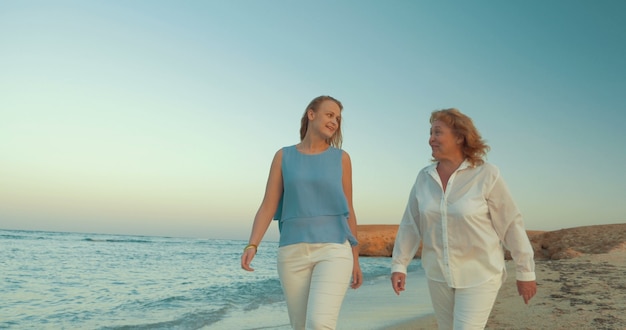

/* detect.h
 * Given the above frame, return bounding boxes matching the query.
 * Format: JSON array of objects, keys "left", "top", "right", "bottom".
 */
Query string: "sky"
[{"left": 1, "top": 1, "right": 625, "bottom": 241}]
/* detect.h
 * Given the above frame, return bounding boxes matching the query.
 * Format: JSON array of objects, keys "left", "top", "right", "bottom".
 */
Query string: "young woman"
[{"left": 241, "top": 95, "right": 362, "bottom": 329}]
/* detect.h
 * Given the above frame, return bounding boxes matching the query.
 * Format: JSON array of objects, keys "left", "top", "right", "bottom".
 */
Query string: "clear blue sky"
[{"left": 2, "top": 1, "right": 625, "bottom": 241}]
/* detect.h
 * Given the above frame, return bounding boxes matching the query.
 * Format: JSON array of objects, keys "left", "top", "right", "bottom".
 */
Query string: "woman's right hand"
[
  {"left": 241, "top": 248, "right": 256, "bottom": 272},
  {"left": 391, "top": 272, "right": 406, "bottom": 295}
]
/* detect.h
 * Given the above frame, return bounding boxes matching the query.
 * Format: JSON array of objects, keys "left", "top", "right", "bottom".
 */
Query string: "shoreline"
[{"left": 337, "top": 268, "right": 433, "bottom": 330}]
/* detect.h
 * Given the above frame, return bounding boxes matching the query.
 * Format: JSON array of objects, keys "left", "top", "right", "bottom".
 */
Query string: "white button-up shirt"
[{"left": 391, "top": 160, "right": 535, "bottom": 288}]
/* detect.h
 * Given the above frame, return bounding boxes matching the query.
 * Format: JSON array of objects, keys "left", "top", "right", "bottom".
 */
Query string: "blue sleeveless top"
[{"left": 274, "top": 145, "right": 358, "bottom": 247}]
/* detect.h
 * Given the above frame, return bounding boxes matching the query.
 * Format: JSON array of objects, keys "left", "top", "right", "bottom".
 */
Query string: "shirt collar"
[{"left": 426, "top": 159, "right": 474, "bottom": 175}]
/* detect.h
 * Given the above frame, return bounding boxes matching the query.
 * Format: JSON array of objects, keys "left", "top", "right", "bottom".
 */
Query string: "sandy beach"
[
  {"left": 351, "top": 223, "right": 626, "bottom": 330},
  {"left": 386, "top": 251, "right": 626, "bottom": 329}
]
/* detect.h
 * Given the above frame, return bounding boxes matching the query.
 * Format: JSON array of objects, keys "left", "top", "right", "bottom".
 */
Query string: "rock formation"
[{"left": 357, "top": 223, "right": 626, "bottom": 260}]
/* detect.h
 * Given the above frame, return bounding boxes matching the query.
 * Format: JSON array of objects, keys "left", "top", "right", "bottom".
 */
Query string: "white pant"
[
  {"left": 277, "top": 241, "right": 353, "bottom": 330},
  {"left": 427, "top": 274, "right": 503, "bottom": 330}
]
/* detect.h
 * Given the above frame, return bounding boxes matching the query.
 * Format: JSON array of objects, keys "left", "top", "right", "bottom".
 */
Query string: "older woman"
[{"left": 390, "top": 108, "right": 536, "bottom": 330}]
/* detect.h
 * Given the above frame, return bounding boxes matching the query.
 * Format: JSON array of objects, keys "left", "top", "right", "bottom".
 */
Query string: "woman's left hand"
[{"left": 517, "top": 280, "right": 537, "bottom": 304}]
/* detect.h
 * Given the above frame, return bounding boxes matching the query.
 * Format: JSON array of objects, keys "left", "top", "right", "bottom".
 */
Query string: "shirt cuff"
[
  {"left": 391, "top": 263, "right": 408, "bottom": 274},
  {"left": 516, "top": 271, "right": 536, "bottom": 281}
]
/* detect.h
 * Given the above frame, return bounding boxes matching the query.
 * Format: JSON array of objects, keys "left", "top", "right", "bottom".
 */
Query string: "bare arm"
[
  {"left": 241, "top": 149, "right": 284, "bottom": 272},
  {"left": 342, "top": 151, "right": 362, "bottom": 289}
]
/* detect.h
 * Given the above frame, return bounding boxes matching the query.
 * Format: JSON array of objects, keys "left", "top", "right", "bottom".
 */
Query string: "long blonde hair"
[
  {"left": 299, "top": 95, "right": 343, "bottom": 148},
  {"left": 430, "top": 108, "right": 490, "bottom": 166}
]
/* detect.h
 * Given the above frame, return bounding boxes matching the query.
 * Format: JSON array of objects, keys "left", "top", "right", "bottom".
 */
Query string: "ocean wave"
[
  {"left": 83, "top": 238, "right": 153, "bottom": 244},
  {"left": 98, "top": 307, "right": 229, "bottom": 330},
  {"left": 1, "top": 230, "right": 423, "bottom": 330}
]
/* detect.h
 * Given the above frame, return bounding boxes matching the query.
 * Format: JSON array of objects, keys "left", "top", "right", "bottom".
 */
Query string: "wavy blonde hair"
[
  {"left": 430, "top": 108, "right": 490, "bottom": 166},
  {"left": 299, "top": 95, "right": 343, "bottom": 148}
]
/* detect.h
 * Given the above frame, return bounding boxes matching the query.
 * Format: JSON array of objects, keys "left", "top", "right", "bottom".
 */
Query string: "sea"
[{"left": 0, "top": 229, "right": 427, "bottom": 330}]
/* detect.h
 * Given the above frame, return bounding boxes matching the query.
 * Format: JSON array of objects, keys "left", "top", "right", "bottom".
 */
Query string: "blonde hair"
[
  {"left": 300, "top": 95, "right": 343, "bottom": 148},
  {"left": 430, "top": 108, "right": 490, "bottom": 166}
]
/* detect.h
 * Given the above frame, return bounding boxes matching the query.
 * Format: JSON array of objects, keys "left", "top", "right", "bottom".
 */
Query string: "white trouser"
[
  {"left": 277, "top": 241, "right": 353, "bottom": 330},
  {"left": 427, "top": 273, "right": 503, "bottom": 330}
]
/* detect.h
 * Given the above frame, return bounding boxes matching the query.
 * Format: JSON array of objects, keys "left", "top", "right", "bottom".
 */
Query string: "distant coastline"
[{"left": 357, "top": 223, "right": 626, "bottom": 260}]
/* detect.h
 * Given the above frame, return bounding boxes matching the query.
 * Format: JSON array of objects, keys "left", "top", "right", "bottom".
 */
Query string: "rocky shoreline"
[
  {"left": 357, "top": 223, "right": 626, "bottom": 260},
  {"left": 371, "top": 223, "right": 626, "bottom": 329}
]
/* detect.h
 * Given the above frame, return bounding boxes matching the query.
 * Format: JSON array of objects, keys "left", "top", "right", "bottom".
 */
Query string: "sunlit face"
[
  {"left": 429, "top": 120, "right": 462, "bottom": 161},
  {"left": 308, "top": 100, "right": 341, "bottom": 139}
]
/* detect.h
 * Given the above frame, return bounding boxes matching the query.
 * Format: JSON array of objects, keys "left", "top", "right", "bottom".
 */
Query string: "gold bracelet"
[{"left": 243, "top": 244, "right": 257, "bottom": 252}]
